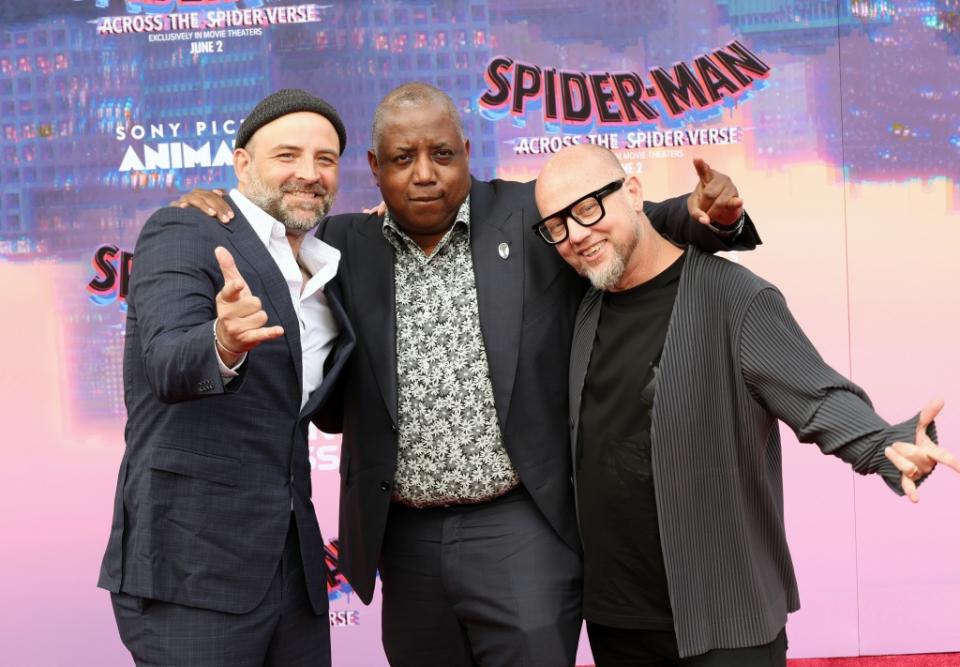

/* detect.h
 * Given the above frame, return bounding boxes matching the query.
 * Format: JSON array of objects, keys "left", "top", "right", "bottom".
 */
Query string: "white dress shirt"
[{"left": 217, "top": 188, "right": 340, "bottom": 410}]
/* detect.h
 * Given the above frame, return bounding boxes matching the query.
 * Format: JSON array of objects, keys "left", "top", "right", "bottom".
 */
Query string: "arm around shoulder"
[{"left": 644, "top": 195, "right": 761, "bottom": 253}]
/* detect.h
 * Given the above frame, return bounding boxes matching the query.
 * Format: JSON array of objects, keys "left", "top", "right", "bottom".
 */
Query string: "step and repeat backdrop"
[{"left": 1, "top": 1, "right": 958, "bottom": 665}]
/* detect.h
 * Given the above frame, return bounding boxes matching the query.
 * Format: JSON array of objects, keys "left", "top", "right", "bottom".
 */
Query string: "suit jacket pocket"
[{"left": 149, "top": 445, "right": 240, "bottom": 488}]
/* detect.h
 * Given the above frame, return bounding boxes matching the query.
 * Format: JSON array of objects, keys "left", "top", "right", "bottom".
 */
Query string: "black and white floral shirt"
[{"left": 383, "top": 197, "right": 520, "bottom": 507}]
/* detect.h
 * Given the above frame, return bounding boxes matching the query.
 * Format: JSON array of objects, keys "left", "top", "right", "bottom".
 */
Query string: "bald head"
[
  {"left": 371, "top": 82, "right": 465, "bottom": 155},
  {"left": 541, "top": 143, "right": 625, "bottom": 183},
  {"left": 535, "top": 143, "right": 627, "bottom": 219}
]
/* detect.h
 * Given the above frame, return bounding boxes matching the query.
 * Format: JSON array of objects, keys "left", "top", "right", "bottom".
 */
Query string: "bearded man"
[
  {"left": 534, "top": 143, "right": 957, "bottom": 666},
  {"left": 97, "top": 89, "right": 356, "bottom": 667}
]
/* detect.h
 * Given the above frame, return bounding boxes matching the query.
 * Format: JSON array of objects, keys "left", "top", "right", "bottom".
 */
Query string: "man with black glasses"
[{"left": 534, "top": 142, "right": 958, "bottom": 667}]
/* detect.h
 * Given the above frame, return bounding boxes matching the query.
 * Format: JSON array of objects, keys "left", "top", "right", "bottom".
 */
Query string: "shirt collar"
[
  {"left": 298, "top": 234, "right": 341, "bottom": 288},
  {"left": 229, "top": 188, "right": 341, "bottom": 287},
  {"left": 382, "top": 195, "right": 471, "bottom": 255}
]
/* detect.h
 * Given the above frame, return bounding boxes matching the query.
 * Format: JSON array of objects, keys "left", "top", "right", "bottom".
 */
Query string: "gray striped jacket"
[{"left": 569, "top": 246, "right": 931, "bottom": 657}]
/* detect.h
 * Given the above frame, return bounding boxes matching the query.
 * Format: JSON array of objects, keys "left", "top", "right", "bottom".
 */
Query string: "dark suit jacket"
[
  {"left": 98, "top": 199, "right": 355, "bottom": 615},
  {"left": 317, "top": 177, "right": 759, "bottom": 603}
]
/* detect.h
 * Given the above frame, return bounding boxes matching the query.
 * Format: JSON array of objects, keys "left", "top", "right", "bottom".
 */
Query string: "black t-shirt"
[{"left": 577, "top": 250, "right": 685, "bottom": 629}]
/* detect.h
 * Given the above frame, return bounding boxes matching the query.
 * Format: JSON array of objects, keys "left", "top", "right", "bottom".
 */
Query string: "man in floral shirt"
[{"left": 177, "top": 81, "right": 758, "bottom": 666}]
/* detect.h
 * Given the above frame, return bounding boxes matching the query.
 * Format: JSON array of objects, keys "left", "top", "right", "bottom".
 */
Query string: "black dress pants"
[
  {"left": 380, "top": 487, "right": 584, "bottom": 667},
  {"left": 587, "top": 623, "right": 787, "bottom": 667}
]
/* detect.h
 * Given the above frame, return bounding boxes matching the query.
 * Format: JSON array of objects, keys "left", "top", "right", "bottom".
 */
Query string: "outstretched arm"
[{"left": 739, "top": 288, "right": 957, "bottom": 501}]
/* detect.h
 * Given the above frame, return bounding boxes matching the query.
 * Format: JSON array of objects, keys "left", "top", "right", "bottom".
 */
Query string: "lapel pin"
[{"left": 498, "top": 242, "right": 510, "bottom": 260}]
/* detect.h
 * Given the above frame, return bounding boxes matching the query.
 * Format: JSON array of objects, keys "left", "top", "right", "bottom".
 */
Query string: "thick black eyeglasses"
[{"left": 531, "top": 179, "right": 624, "bottom": 245}]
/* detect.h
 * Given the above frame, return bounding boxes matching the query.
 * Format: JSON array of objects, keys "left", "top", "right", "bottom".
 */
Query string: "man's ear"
[
  {"left": 463, "top": 138, "right": 471, "bottom": 158},
  {"left": 623, "top": 174, "right": 644, "bottom": 211},
  {"left": 367, "top": 148, "right": 380, "bottom": 186},
  {"left": 234, "top": 148, "right": 252, "bottom": 186}
]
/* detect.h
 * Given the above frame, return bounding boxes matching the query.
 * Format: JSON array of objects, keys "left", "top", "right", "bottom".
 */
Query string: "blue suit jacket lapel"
[
  {"left": 222, "top": 196, "right": 303, "bottom": 392},
  {"left": 469, "top": 178, "right": 524, "bottom": 433}
]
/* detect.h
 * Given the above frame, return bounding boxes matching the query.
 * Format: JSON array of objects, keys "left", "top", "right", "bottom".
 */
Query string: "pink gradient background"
[{"left": 3, "top": 160, "right": 957, "bottom": 666}]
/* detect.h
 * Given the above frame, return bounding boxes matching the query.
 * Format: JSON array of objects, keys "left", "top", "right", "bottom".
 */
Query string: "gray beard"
[
  {"left": 582, "top": 218, "right": 641, "bottom": 291},
  {"left": 245, "top": 172, "right": 333, "bottom": 235},
  {"left": 583, "top": 251, "right": 626, "bottom": 291}
]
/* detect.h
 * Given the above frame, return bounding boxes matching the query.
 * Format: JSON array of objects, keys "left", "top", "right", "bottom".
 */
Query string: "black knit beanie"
[{"left": 235, "top": 88, "right": 347, "bottom": 154}]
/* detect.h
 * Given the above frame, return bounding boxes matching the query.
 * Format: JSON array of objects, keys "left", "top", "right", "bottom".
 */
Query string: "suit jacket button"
[
  {"left": 380, "top": 481, "right": 391, "bottom": 492},
  {"left": 390, "top": 423, "right": 398, "bottom": 433}
]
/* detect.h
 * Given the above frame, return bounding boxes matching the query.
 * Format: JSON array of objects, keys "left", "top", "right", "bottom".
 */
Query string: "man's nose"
[
  {"left": 411, "top": 153, "right": 436, "bottom": 184},
  {"left": 565, "top": 215, "right": 590, "bottom": 244},
  {"left": 294, "top": 156, "right": 320, "bottom": 182}
]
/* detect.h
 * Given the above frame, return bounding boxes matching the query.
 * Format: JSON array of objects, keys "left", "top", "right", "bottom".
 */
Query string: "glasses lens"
[
  {"left": 572, "top": 196, "right": 603, "bottom": 225},
  {"left": 542, "top": 217, "right": 567, "bottom": 243}
]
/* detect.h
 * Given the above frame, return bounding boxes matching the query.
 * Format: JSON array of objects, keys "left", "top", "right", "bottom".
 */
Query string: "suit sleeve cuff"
[
  {"left": 213, "top": 320, "right": 246, "bottom": 382},
  {"left": 707, "top": 211, "right": 746, "bottom": 238}
]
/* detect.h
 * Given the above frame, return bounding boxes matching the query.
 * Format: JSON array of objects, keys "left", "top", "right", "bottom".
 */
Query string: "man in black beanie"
[{"left": 98, "top": 89, "right": 356, "bottom": 667}]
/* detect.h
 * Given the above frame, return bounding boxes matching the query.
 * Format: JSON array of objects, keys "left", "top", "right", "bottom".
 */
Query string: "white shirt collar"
[{"left": 229, "top": 188, "right": 340, "bottom": 288}]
